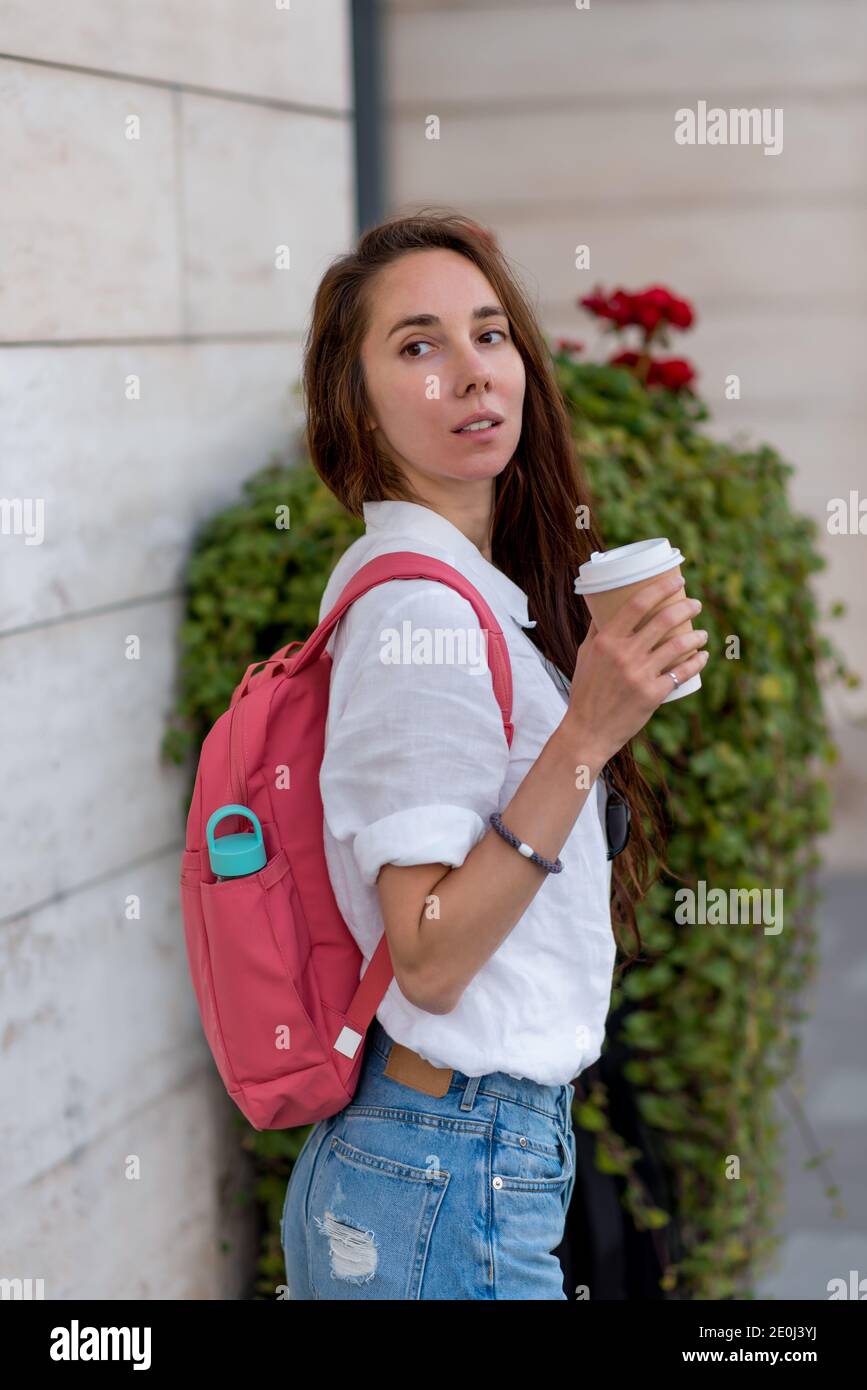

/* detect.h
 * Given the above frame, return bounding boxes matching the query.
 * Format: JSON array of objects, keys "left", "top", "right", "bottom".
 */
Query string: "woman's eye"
[{"left": 401, "top": 328, "right": 508, "bottom": 359}]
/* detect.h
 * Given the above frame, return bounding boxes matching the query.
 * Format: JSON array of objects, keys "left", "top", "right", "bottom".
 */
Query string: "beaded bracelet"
[{"left": 488, "top": 811, "right": 564, "bottom": 873}]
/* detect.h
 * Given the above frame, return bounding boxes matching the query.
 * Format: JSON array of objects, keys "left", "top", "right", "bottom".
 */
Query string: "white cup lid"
[{"left": 574, "top": 538, "right": 685, "bottom": 594}]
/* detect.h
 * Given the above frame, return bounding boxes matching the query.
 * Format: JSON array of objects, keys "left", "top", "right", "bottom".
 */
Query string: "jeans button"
[
  {"left": 492, "top": 1176, "right": 504, "bottom": 1189},
  {"left": 518, "top": 1136, "right": 527, "bottom": 1147}
]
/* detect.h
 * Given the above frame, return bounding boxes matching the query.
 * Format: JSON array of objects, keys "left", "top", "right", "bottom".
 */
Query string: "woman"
[{"left": 279, "top": 209, "right": 709, "bottom": 1300}]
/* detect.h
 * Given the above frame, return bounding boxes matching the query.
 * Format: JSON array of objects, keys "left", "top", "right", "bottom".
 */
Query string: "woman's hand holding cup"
[{"left": 564, "top": 570, "right": 710, "bottom": 769}]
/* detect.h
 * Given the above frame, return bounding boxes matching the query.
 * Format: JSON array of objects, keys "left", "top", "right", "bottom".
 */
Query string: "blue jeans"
[{"left": 280, "top": 1017, "right": 578, "bottom": 1300}]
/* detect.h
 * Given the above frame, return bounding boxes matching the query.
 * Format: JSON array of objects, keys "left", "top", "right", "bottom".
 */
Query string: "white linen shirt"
[{"left": 317, "top": 499, "right": 616, "bottom": 1085}]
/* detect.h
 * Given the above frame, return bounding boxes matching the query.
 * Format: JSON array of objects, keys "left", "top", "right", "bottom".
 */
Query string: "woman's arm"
[
  {"left": 376, "top": 719, "right": 606, "bottom": 1014},
  {"left": 378, "top": 570, "right": 707, "bottom": 1013}
]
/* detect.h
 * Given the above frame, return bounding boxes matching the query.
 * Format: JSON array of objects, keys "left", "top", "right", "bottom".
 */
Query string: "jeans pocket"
[
  {"left": 306, "top": 1132, "right": 450, "bottom": 1300},
  {"left": 491, "top": 1116, "right": 574, "bottom": 1194},
  {"left": 490, "top": 1110, "right": 574, "bottom": 1273}
]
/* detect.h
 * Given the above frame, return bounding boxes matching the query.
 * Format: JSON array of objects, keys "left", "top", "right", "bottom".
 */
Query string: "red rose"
[
  {"left": 640, "top": 286, "right": 695, "bottom": 330},
  {"left": 556, "top": 337, "right": 585, "bottom": 355},
  {"left": 583, "top": 284, "right": 695, "bottom": 333},
  {"left": 580, "top": 283, "right": 696, "bottom": 364},
  {"left": 579, "top": 287, "right": 635, "bottom": 326},
  {"left": 606, "top": 289, "right": 635, "bottom": 327},
  {"left": 579, "top": 290, "right": 613, "bottom": 320},
  {"left": 667, "top": 296, "right": 694, "bottom": 329},
  {"left": 645, "top": 357, "right": 696, "bottom": 390},
  {"left": 630, "top": 287, "right": 684, "bottom": 332},
  {"left": 632, "top": 297, "right": 664, "bottom": 332},
  {"left": 608, "top": 351, "right": 696, "bottom": 391},
  {"left": 654, "top": 357, "right": 696, "bottom": 389}
]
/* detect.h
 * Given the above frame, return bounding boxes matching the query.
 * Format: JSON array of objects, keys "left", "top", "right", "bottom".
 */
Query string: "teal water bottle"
[{"left": 207, "top": 805, "right": 267, "bottom": 881}]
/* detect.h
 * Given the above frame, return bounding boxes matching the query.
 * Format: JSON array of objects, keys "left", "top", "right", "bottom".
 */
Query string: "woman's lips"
[{"left": 452, "top": 421, "right": 503, "bottom": 439}]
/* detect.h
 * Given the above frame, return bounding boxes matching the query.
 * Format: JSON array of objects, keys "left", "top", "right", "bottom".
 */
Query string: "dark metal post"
[{"left": 351, "top": 0, "right": 385, "bottom": 235}]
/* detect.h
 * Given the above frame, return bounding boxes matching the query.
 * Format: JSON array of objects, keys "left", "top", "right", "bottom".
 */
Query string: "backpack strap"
[
  {"left": 292, "top": 551, "right": 516, "bottom": 1056},
  {"left": 289, "top": 550, "right": 515, "bottom": 745}
]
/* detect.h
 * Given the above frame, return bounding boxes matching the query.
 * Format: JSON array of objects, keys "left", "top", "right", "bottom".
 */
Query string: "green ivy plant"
[
  {"left": 552, "top": 348, "right": 857, "bottom": 1297},
  {"left": 163, "top": 354, "right": 858, "bottom": 1299}
]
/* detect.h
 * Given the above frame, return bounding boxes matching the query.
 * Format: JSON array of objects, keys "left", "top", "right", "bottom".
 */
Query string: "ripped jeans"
[{"left": 280, "top": 1017, "right": 578, "bottom": 1300}]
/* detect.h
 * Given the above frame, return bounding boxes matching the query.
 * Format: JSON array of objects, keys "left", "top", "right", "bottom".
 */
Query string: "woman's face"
[{"left": 360, "top": 248, "right": 526, "bottom": 494}]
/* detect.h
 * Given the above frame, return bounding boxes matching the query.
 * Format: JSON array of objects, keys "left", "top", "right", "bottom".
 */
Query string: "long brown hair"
[{"left": 302, "top": 206, "right": 674, "bottom": 968}]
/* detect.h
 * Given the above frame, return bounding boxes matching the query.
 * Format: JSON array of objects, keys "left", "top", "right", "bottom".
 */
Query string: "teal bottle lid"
[{"left": 206, "top": 804, "right": 267, "bottom": 878}]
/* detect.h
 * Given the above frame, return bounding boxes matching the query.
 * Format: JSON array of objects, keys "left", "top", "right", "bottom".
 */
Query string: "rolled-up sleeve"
[{"left": 319, "top": 580, "right": 511, "bottom": 887}]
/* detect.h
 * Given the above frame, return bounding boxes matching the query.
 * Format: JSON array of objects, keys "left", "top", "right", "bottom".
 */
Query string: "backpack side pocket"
[
  {"left": 199, "top": 846, "right": 326, "bottom": 1094},
  {"left": 180, "top": 849, "right": 240, "bottom": 1094}
]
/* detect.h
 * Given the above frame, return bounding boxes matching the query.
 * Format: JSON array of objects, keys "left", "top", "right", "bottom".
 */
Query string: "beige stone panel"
[
  {"left": 180, "top": 95, "right": 355, "bottom": 334},
  {"left": 0, "top": 596, "right": 192, "bottom": 918},
  {"left": 0, "top": 61, "right": 180, "bottom": 340},
  {"left": 388, "top": 97, "right": 862, "bottom": 208},
  {"left": 499, "top": 204, "right": 867, "bottom": 316},
  {"left": 0, "top": 342, "right": 304, "bottom": 630},
  {"left": 0, "top": 1053, "right": 256, "bottom": 1298},
  {"left": 0, "top": 855, "right": 206, "bottom": 1194},
  {"left": 388, "top": 0, "right": 867, "bottom": 103},
  {"left": 0, "top": 0, "right": 352, "bottom": 110}
]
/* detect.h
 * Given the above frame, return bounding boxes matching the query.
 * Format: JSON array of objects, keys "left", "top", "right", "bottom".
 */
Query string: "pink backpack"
[{"left": 178, "top": 551, "right": 515, "bottom": 1131}]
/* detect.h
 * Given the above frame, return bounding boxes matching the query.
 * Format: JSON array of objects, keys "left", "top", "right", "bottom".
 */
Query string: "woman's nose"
[{"left": 455, "top": 347, "right": 492, "bottom": 389}]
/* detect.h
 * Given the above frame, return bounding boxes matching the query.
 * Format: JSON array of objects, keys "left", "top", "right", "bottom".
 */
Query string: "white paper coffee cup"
[{"left": 574, "top": 538, "right": 701, "bottom": 703}]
